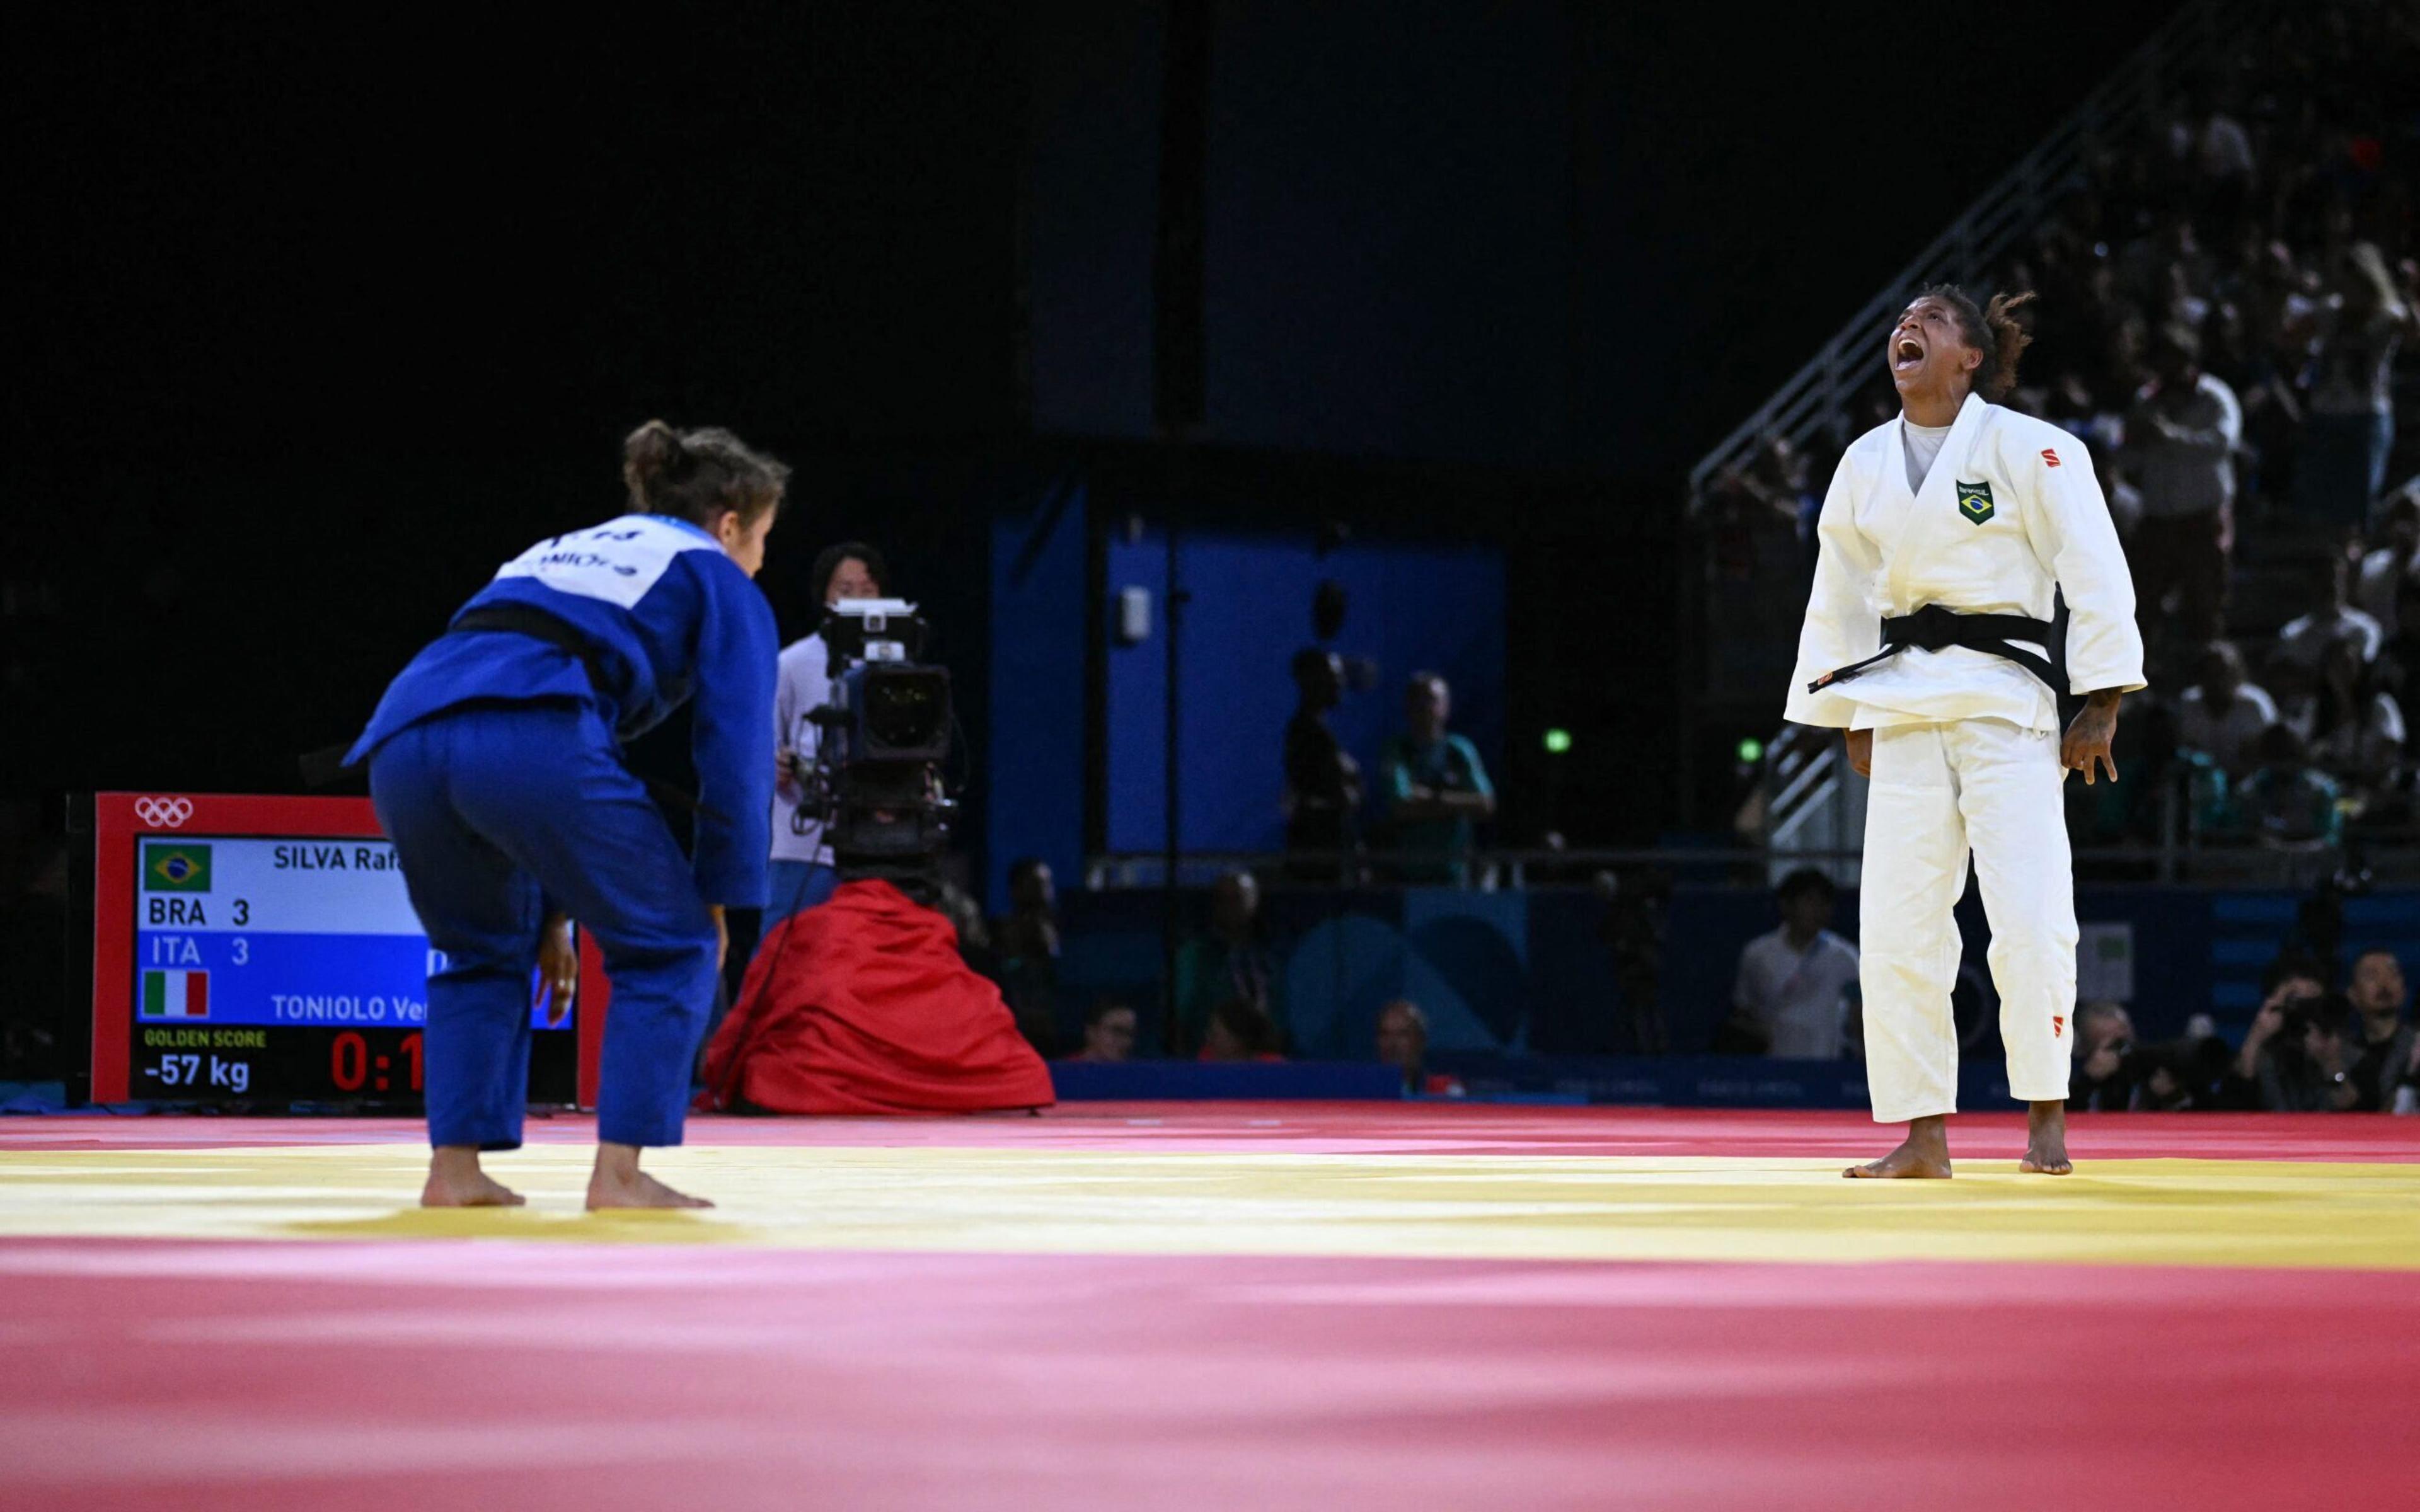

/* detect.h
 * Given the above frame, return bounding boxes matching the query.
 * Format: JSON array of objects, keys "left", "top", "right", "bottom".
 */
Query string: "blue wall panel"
[
  {"left": 986, "top": 485, "right": 1090, "bottom": 915},
  {"left": 1104, "top": 528, "right": 1506, "bottom": 854}
]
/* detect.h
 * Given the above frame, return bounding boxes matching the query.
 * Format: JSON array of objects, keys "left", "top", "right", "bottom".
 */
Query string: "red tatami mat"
[
  {"left": 1, "top": 1239, "right": 2413, "bottom": 1512},
  {"left": 6, "top": 1105, "right": 2415, "bottom": 1509}
]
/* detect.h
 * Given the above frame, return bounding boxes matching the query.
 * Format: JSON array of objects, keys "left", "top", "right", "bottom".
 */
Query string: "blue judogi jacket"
[{"left": 348, "top": 513, "right": 778, "bottom": 907}]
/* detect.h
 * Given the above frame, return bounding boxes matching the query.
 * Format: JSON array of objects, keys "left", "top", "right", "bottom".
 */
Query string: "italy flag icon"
[{"left": 142, "top": 970, "right": 209, "bottom": 1019}]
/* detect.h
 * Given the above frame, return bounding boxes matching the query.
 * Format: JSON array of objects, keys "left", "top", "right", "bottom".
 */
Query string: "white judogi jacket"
[{"left": 1786, "top": 393, "right": 2146, "bottom": 733}]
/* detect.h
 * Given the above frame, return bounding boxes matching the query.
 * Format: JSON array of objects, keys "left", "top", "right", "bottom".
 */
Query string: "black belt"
[
  {"left": 304, "top": 605, "right": 722, "bottom": 825},
  {"left": 447, "top": 605, "right": 719, "bottom": 823},
  {"left": 1808, "top": 602, "right": 2064, "bottom": 697},
  {"left": 448, "top": 604, "right": 623, "bottom": 722}
]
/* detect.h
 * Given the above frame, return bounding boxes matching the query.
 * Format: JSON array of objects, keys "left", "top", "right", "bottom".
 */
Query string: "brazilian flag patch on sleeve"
[{"left": 1956, "top": 479, "right": 1995, "bottom": 525}]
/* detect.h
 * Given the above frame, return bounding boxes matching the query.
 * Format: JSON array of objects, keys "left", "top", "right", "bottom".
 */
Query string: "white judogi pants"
[{"left": 1860, "top": 719, "right": 2076, "bottom": 1122}]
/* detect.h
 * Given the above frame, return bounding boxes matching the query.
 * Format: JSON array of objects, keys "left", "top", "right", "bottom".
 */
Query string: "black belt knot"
[{"left": 1808, "top": 599, "right": 2065, "bottom": 698}]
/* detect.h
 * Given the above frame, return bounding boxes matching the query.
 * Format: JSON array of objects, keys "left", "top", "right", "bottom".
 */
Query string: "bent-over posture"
[{"left": 347, "top": 421, "right": 785, "bottom": 1209}]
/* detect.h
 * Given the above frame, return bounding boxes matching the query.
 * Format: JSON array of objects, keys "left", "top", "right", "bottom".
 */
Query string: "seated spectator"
[
  {"left": 2234, "top": 976, "right": 2361, "bottom": 1113},
  {"left": 1378, "top": 673, "right": 1495, "bottom": 886},
  {"left": 2070, "top": 670, "right": 2176, "bottom": 845},
  {"left": 2174, "top": 640, "right": 2279, "bottom": 777},
  {"left": 1283, "top": 649, "right": 1362, "bottom": 882},
  {"left": 2274, "top": 556, "right": 2384, "bottom": 678},
  {"left": 2375, "top": 571, "right": 2420, "bottom": 706},
  {"left": 935, "top": 876, "right": 1000, "bottom": 981},
  {"left": 2220, "top": 956, "right": 2325, "bottom": 1109},
  {"left": 1199, "top": 996, "right": 1284, "bottom": 1063},
  {"left": 1065, "top": 1000, "right": 1138, "bottom": 1065},
  {"left": 1172, "top": 870, "right": 1278, "bottom": 1057},
  {"left": 2354, "top": 492, "right": 2420, "bottom": 637},
  {"left": 2231, "top": 724, "right": 2344, "bottom": 847},
  {"left": 991, "top": 858, "right": 1062, "bottom": 1055},
  {"left": 2284, "top": 634, "right": 2406, "bottom": 800},
  {"left": 2189, "top": 89, "right": 2254, "bottom": 200},
  {"left": 1599, "top": 868, "right": 1671, "bottom": 1055},
  {"left": 2123, "top": 323, "right": 2241, "bottom": 646},
  {"left": 1376, "top": 999, "right": 1427, "bottom": 1091},
  {"left": 2068, "top": 1002, "right": 2137, "bottom": 1111},
  {"left": 2344, "top": 949, "right": 2418, "bottom": 1113},
  {"left": 1374, "top": 998, "right": 1465, "bottom": 1096},
  {"left": 1720, "top": 868, "right": 1859, "bottom": 1060},
  {"left": 2131, "top": 1036, "right": 2233, "bottom": 1112}
]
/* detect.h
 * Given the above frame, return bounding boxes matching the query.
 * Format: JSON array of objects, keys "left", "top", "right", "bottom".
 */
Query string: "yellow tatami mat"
[{"left": 3, "top": 1142, "right": 2414, "bottom": 1270}]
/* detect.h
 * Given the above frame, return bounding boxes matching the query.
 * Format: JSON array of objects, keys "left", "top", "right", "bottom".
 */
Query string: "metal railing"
[
  {"left": 1684, "top": 0, "right": 2256, "bottom": 499},
  {"left": 1756, "top": 723, "right": 1866, "bottom": 889},
  {"left": 1082, "top": 832, "right": 2420, "bottom": 893}
]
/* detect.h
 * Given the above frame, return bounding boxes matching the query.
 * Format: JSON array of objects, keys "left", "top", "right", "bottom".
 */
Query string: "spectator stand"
[
  {"left": 1690, "top": 0, "right": 2419, "bottom": 904},
  {"left": 1071, "top": 844, "right": 2420, "bottom": 1108}
]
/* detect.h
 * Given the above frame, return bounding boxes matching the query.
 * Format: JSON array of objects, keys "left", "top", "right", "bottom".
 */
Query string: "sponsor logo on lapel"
[{"left": 1956, "top": 479, "right": 1995, "bottom": 525}]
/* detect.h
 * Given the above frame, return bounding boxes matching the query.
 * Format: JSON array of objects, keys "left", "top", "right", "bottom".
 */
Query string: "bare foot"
[
  {"left": 1845, "top": 1114, "right": 1953, "bottom": 1179},
  {"left": 586, "top": 1142, "right": 713, "bottom": 1211},
  {"left": 2019, "top": 1099, "right": 2073, "bottom": 1176},
  {"left": 421, "top": 1147, "right": 526, "bottom": 1208}
]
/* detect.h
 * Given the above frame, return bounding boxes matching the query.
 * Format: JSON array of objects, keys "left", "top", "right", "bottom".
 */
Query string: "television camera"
[{"left": 795, "top": 598, "right": 956, "bottom": 881}]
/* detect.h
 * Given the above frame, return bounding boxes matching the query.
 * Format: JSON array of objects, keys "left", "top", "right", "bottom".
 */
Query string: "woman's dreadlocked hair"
[{"left": 1916, "top": 283, "right": 2037, "bottom": 403}]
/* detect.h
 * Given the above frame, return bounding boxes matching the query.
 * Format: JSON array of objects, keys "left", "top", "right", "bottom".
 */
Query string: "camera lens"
[{"left": 862, "top": 667, "right": 948, "bottom": 752}]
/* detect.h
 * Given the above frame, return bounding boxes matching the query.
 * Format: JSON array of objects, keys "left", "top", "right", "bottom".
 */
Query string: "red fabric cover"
[{"left": 703, "top": 879, "right": 1054, "bottom": 1115}]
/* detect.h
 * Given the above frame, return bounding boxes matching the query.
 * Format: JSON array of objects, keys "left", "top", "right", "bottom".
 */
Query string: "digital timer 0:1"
[{"left": 331, "top": 1030, "right": 423, "bottom": 1095}]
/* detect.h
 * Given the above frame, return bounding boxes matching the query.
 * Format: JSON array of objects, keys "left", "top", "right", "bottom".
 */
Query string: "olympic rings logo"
[{"left": 134, "top": 796, "right": 195, "bottom": 829}]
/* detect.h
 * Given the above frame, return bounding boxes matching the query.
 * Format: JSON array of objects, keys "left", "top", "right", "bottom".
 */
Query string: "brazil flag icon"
[
  {"left": 1957, "top": 479, "right": 1996, "bottom": 525},
  {"left": 144, "top": 843, "right": 213, "bottom": 893}
]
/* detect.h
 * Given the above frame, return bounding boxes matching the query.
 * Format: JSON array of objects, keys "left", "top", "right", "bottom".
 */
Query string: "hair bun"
[
  {"left": 618, "top": 419, "right": 790, "bottom": 526},
  {"left": 621, "top": 420, "right": 686, "bottom": 496}
]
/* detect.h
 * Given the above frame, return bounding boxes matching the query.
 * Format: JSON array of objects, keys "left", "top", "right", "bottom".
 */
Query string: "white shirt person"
[
  {"left": 1729, "top": 869, "right": 1862, "bottom": 1061},
  {"left": 766, "top": 544, "right": 889, "bottom": 924}
]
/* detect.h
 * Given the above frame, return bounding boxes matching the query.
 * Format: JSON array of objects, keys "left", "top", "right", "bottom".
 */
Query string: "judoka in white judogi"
[{"left": 1787, "top": 387, "right": 2145, "bottom": 1127}]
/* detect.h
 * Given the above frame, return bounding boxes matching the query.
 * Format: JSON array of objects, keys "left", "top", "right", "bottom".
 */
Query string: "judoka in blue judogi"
[{"left": 346, "top": 421, "right": 788, "bottom": 1209}]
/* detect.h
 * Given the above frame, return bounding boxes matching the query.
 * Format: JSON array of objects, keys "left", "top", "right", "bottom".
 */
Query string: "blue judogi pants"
[{"left": 369, "top": 702, "right": 721, "bottom": 1150}]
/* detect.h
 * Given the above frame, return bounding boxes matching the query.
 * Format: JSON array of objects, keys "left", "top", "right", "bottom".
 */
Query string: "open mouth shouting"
[{"left": 1893, "top": 333, "right": 1927, "bottom": 374}]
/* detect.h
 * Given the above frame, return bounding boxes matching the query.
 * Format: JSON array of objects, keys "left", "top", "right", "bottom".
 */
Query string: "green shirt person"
[
  {"left": 1377, "top": 673, "right": 1495, "bottom": 885},
  {"left": 1172, "top": 871, "right": 1281, "bottom": 1055}
]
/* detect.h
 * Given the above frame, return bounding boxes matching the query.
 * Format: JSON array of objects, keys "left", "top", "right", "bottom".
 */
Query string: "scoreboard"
[{"left": 83, "top": 793, "right": 602, "bottom": 1109}]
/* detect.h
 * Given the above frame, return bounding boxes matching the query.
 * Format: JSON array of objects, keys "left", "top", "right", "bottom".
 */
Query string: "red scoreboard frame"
[{"left": 88, "top": 792, "right": 607, "bottom": 1108}]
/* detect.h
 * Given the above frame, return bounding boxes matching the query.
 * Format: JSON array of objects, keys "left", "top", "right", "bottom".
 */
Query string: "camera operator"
[
  {"left": 706, "top": 588, "right": 1053, "bottom": 1116},
  {"left": 2233, "top": 957, "right": 2361, "bottom": 1111},
  {"left": 2129, "top": 1036, "right": 2232, "bottom": 1111},
  {"left": 2344, "top": 949, "right": 2418, "bottom": 1112},
  {"left": 767, "top": 543, "right": 889, "bottom": 924},
  {"left": 2068, "top": 1002, "right": 2138, "bottom": 1111}
]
